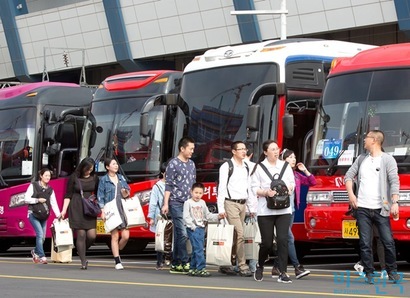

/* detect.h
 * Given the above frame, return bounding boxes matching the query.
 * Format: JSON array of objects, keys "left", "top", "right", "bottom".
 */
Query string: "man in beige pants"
[{"left": 217, "top": 141, "right": 255, "bottom": 277}]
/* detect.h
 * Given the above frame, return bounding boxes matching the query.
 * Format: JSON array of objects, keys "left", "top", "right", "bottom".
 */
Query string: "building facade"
[{"left": 0, "top": 0, "right": 409, "bottom": 83}]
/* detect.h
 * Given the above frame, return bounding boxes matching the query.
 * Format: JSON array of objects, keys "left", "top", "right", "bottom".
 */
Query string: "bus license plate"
[
  {"left": 96, "top": 219, "right": 108, "bottom": 235},
  {"left": 342, "top": 220, "right": 359, "bottom": 239}
]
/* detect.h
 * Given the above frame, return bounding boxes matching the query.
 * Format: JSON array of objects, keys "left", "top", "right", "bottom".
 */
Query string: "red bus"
[
  {"left": 0, "top": 82, "right": 94, "bottom": 252},
  {"left": 89, "top": 70, "right": 184, "bottom": 251},
  {"left": 304, "top": 43, "right": 410, "bottom": 261}
]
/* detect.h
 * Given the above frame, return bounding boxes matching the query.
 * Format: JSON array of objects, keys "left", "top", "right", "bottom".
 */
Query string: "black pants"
[{"left": 257, "top": 214, "right": 291, "bottom": 273}]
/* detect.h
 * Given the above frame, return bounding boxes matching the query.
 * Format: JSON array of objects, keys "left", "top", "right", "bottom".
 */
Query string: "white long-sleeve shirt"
[
  {"left": 183, "top": 198, "right": 219, "bottom": 230},
  {"left": 251, "top": 159, "right": 295, "bottom": 216},
  {"left": 24, "top": 182, "right": 61, "bottom": 218}
]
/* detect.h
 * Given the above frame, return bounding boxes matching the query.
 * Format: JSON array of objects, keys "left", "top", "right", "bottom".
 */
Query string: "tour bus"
[
  {"left": 304, "top": 43, "right": 410, "bottom": 261},
  {"left": 0, "top": 82, "right": 95, "bottom": 252},
  {"left": 179, "top": 38, "right": 375, "bottom": 255},
  {"left": 90, "top": 70, "right": 184, "bottom": 251}
]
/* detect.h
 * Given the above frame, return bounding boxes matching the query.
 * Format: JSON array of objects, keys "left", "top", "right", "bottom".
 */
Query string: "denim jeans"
[
  {"left": 257, "top": 214, "right": 291, "bottom": 273},
  {"left": 187, "top": 227, "right": 205, "bottom": 271},
  {"left": 356, "top": 207, "right": 397, "bottom": 274},
  {"left": 287, "top": 212, "right": 299, "bottom": 267},
  {"left": 28, "top": 213, "right": 47, "bottom": 258},
  {"left": 170, "top": 204, "right": 188, "bottom": 265}
]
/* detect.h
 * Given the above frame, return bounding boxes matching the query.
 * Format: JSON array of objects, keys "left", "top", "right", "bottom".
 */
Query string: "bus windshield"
[
  {"left": 181, "top": 63, "right": 277, "bottom": 168},
  {"left": 0, "top": 108, "right": 36, "bottom": 177},
  {"left": 311, "top": 68, "right": 410, "bottom": 169},
  {"left": 91, "top": 98, "right": 164, "bottom": 176}
]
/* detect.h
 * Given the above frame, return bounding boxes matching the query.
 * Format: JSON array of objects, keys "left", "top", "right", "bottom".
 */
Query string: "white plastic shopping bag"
[
  {"left": 206, "top": 220, "right": 234, "bottom": 266},
  {"left": 50, "top": 218, "right": 74, "bottom": 252},
  {"left": 121, "top": 197, "right": 146, "bottom": 228},
  {"left": 244, "top": 219, "right": 260, "bottom": 260},
  {"left": 155, "top": 216, "right": 173, "bottom": 253},
  {"left": 104, "top": 199, "right": 123, "bottom": 233}
]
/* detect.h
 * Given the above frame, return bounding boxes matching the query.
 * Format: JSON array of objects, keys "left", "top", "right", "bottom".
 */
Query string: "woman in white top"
[{"left": 250, "top": 140, "right": 295, "bottom": 283}]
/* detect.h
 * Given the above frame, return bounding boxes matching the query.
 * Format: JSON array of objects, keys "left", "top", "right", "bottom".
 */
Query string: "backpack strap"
[
  {"left": 278, "top": 162, "right": 289, "bottom": 180},
  {"left": 226, "top": 159, "right": 249, "bottom": 199},
  {"left": 259, "top": 162, "right": 288, "bottom": 181}
]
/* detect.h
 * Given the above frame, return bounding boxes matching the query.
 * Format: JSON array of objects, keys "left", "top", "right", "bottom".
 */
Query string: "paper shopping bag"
[
  {"left": 155, "top": 217, "right": 173, "bottom": 253},
  {"left": 104, "top": 199, "right": 123, "bottom": 233},
  {"left": 50, "top": 218, "right": 74, "bottom": 252},
  {"left": 121, "top": 197, "right": 146, "bottom": 228},
  {"left": 51, "top": 238, "right": 72, "bottom": 263},
  {"left": 244, "top": 220, "right": 260, "bottom": 260},
  {"left": 206, "top": 221, "right": 234, "bottom": 266}
]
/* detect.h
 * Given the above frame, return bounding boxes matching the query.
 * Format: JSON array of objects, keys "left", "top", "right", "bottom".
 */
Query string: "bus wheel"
[{"left": 0, "top": 241, "right": 12, "bottom": 252}]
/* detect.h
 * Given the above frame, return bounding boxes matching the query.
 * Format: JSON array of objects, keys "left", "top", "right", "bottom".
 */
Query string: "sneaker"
[
  {"left": 365, "top": 273, "right": 375, "bottom": 284},
  {"left": 388, "top": 271, "right": 402, "bottom": 284},
  {"left": 278, "top": 272, "right": 292, "bottom": 283},
  {"left": 254, "top": 267, "right": 263, "bottom": 282},
  {"left": 218, "top": 267, "right": 237, "bottom": 275},
  {"left": 115, "top": 263, "right": 124, "bottom": 270},
  {"left": 188, "top": 269, "right": 197, "bottom": 276},
  {"left": 354, "top": 262, "right": 365, "bottom": 277},
  {"left": 31, "top": 250, "right": 39, "bottom": 263},
  {"left": 165, "top": 259, "right": 171, "bottom": 266},
  {"left": 182, "top": 263, "right": 190, "bottom": 273},
  {"left": 39, "top": 257, "right": 48, "bottom": 264},
  {"left": 197, "top": 269, "right": 211, "bottom": 277},
  {"left": 295, "top": 265, "right": 310, "bottom": 279},
  {"left": 380, "top": 270, "right": 388, "bottom": 279},
  {"left": 169, "top": 264, "right": 187, "bottom": 274},
  {"left": 239, "top": 269, "right": 252, "bottom": 277},
  {"left": 155, "top": 263, "right": 164, "bottom": 270},
  {"left": 271, "top": 265, "right": 280, "bottom": 277}
]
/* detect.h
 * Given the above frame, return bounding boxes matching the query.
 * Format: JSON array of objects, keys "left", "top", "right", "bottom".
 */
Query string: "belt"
[{"left": 225, "top": 198, "right": 247, "bottom": 204}]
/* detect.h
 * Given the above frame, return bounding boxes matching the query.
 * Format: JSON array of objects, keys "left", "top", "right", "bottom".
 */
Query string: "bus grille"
[{"left": 332, "top": 191, "right": 349, "bottom": 202}]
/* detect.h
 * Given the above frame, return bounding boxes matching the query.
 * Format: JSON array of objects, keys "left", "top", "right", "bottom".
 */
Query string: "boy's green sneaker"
[
  {"left": 170, "top": 264, "right": 188, "bottom": 274},
  {"left": 196, "top": 269, "right": 211, "bottom": 277},
  {"left": 182, "top": 263, "right": 190, "bottom": 273},
  {"left": 188, "top": 269, "right": 197, "bottom": 276}
]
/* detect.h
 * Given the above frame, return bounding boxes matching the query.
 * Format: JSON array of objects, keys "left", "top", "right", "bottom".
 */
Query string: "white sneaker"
[
  {"left": 115, "top": 263, "right": 124, "bottom": 270},
  {"left": 381, "top": 270, "right": 388, "bottom": 279},
  {"left": 353, "top": 262, "right": 364, "bottom": 277}
]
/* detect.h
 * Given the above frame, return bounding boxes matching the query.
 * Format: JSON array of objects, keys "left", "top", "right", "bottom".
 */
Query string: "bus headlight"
[
  {"left": 9, "top": 193, "right": 26, "bottom": 208},
  {"left": 306, "top": 191, "right": 332, "bottom": 204},
  {"left": 133, "top": 190, "right": 151, "bottom": 206},
  {"left": 310, "top": 218, "right": 316, "bottom": 228}
]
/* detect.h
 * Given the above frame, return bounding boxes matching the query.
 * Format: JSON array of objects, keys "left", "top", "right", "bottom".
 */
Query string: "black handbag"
[
  {"left": 77, "top": 178, "right": 100, "bottom": 217},
  {"left": 259, "top": 162, "right": 290, "bottom": 210},
  {"left": 32, "top": 202, "right": 50, "bottom": 220}
]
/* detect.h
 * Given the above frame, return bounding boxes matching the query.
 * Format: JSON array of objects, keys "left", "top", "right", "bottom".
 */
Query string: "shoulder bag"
[{"left": 77, "top": 178, "right": 100, "bottom": 217}]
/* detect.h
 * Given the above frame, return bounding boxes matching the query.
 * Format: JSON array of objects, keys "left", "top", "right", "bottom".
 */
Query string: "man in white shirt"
[{"left": 217, "top": 141, "right": 255, "bottom": 277}]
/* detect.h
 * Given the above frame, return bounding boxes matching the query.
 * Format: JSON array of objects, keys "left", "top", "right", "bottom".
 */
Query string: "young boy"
[{"left": 183, "top": 182, "right": 220, "bottom": 277}]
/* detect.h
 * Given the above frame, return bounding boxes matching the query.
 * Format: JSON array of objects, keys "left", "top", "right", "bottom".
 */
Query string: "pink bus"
[{"left": 0, "top": 82, "right": 94, "bottom": 252}]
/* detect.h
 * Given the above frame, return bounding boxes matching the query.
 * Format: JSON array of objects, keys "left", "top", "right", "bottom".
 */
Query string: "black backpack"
[{"left": 259, "top": 162, "right": 290, "bottom": 209}]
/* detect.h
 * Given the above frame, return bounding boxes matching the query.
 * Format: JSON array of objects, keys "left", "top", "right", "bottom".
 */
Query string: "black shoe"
[
  {"left": 219, "top": 267, "right": 237, "bottom": 275},
  {"left": 254, "top": 267, "right": 263, "bottom": 282},
  {"left": 239, "top": 269, "right": 252, "bottom": 277},
  {"left": 278, "top": 272, "right": 292, "bottom": 283},
  {"left": 388, "top": 271, "right": 402, "bottom": 284},
  {"left": 295, "top": 265, "right": 310, "bottom": 279},
  {"left": 365, "top": 273, "right": 375, "bottom": 284},
  {"left": 81, "top": 260, "right": 88, "bottom": 270}
]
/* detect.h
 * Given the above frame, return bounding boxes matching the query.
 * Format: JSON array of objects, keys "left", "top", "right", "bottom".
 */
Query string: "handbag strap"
[
  {"left": 76, "top": 177, "right": 85, "bottom": 199},
  {"left": 259, "top": 161, "right": 288, "bottom": 182}
]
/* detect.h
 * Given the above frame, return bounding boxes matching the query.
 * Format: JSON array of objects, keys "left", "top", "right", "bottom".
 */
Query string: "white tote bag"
[
  {"left": 121, "top": 197, "right": 146, "bottom": 228},
  {"left": 206, "top": 221, "right": 234, "bottom": 266},
  {"left": 51, "top": 218, "right": 74, "bottom": 252},
  {"left": 244, "top": 220, "right": 260, "bottom": 260},
  {"left": 104, "top": 199, "right": 123, "bottom": 233},
  {"left": 155, "top": 217, "right": 173, "bottom": 253},
  {"left": 51, "top": 238, "right": 72, "bottom": 263}
]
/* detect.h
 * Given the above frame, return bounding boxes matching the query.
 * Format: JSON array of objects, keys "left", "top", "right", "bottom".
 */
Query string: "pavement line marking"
[{"left": 0, "top": 274, "right": 403, "bottom": 298}]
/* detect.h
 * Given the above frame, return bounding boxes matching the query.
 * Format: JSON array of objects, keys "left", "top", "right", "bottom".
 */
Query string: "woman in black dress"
[{"left": 61, "top": 157, "right": 99, "bottom": 269}]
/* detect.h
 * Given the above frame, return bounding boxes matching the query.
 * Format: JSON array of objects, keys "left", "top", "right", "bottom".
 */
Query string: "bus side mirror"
[
  {"left": 246, "top": 105, "right": 260, "bottom": 131},
  {"left": 283, "top": 112, "right": 294, "bottom": 138}
]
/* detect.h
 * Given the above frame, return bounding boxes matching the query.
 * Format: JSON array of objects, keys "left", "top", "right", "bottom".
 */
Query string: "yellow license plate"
[
  {"left": 342, "top": 220, "right": 359, "bottom": 239},
  {"left": 97, "top": 219, "right": 108, "bottom": 235}
]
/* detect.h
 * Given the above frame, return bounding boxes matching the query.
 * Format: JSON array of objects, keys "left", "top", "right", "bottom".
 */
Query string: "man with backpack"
[{"left": 217, "top": 141, "right": 255, "bottom": 277}]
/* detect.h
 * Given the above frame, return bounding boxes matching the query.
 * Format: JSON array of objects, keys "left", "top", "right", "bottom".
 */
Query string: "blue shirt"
[{"left": 165, "top": 157, "right": 196, "bottom": 205}]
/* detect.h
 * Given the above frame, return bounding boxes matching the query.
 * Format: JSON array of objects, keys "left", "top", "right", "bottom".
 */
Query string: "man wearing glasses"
[{"left": 217, "top": 141, "right": 255, "bottom": 277}]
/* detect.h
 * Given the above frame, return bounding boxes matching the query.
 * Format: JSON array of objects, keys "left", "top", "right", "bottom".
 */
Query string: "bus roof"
[
  {"left": 330, "top": 43, "right": 410, "bottom": 76},
  {"left": 184, "top": 38, "right": 375, "bottom": 74},
  {"left": 0, "top": 81, "right": 80, "bottom": 100},
  {"left": 101, "top": 70, "right": 180, "bottom": 91}
]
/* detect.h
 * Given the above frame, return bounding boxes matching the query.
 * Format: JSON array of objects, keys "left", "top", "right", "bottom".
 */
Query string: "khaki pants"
[{"left": 225, "top": 200, "right": 249, "bottom": 272}]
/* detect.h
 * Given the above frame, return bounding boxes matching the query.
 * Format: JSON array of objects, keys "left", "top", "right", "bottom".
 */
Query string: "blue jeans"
[
  {"left": 356, "top": 207, "right": 397, "bottom": 274},
  {"left": 28, "top": 213, "right": 47, "bottom": 258},
  {"left": 170, "top": 204, "right": 188, "bottom": 265},
  {"left": 287, "top": 212, "right": 299, "bottom": 267},
  {"left": 187, "top": 227, "right": 205, "bottom": 270}
]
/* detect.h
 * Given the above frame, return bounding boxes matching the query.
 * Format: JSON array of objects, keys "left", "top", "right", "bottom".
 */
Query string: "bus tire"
[{"left": 0, "top": 240, "right": 12, "bottom": 252}]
